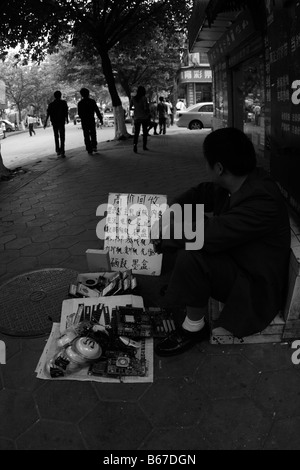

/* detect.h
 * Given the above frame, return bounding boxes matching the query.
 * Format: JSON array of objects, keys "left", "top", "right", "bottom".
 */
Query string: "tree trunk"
[
  {"left": 100, "top": 48, "right": 131, "bottom": 140},
  {"left": 117, "top": 70, "right": 132, "bottom": 102},
  {"left": 18, "top": 105, "right": 22, "bottom": 124},
  {"left": 0, "top": 146, "right": 11, "bottom": 178},
  {"left": 114, "top": 105, "right": 129, "bottom": 139}
]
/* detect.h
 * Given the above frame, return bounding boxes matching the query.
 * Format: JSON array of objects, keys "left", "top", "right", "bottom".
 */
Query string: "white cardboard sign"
[{"left": 104, "top": 192, "right": 167, "bottom": 276}]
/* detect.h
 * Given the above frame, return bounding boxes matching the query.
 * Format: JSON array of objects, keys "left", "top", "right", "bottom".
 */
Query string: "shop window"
[
  {"left": 195, "top": 83, "right": 212, "bottom": 103},
  {"left": 199, "top": 52, "right": 209, "bottom": 65},
  {"left": 241, "top": 56, "right": 265, "bottom": 160},
  {"left": 213, "top": 62, "right": 228, "bottom": 122}
]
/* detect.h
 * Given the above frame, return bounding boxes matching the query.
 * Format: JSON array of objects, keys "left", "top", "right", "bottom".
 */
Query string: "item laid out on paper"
[
  {"left": 103, "top": 192, "right": 167, "bottom": 276},
  {"left": 35, "top": 296, "right": 178, "bottom": 383},
  {"left": 68, "top": 269, "right": 137, "bottom": 299},
  {"left": 35, "top": 295, "right": 154, "bottom": 383}
]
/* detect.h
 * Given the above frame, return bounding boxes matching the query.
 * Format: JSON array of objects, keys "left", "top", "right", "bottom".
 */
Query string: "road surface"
[{"left": 0, "top": 123, "right": 122, "bottom": 169}]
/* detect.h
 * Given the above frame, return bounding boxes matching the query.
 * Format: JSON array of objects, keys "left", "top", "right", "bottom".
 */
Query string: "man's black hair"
[
  {"left": 203, "top": 127, "right": 257, "bottom": 176},
  {"left": 54, "top": 90, "right": 62, "bottom": 99},
  {"left": 80, "top": 88, "right": 90, "bottom": 98}
]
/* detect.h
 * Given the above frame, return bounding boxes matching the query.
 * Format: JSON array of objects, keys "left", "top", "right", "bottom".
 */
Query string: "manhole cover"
[{"left": 0, "top": 268, "right": 78, "bottom": 337}]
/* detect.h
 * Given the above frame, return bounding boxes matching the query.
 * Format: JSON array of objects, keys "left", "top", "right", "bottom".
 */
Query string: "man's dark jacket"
[
  {"left": 78, "top": 98, "right": 103, "bottom": 125},
  {"left": 172, "top": 168, "right": 291, "bottom": 337},
  {"left": 46, "top": 99, "right": 68, "bottom": 126}
]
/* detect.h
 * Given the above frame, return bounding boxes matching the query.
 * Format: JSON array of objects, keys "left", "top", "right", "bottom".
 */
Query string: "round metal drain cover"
[{"left": 0, "top": 268, "right": 78, "bottom": 337}]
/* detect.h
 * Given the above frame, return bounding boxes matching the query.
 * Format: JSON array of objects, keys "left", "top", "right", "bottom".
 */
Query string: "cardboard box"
[{"left": 86, "top": 248, "right": 111, "bottom": 272}]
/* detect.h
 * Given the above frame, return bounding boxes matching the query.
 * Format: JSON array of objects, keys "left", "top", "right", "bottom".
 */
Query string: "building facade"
[
  {"left": 177, "top": 51, "right": 212, "bottom": 107},
  {"left": 188, "top": 0, "right": 300, "bottom": 216}
]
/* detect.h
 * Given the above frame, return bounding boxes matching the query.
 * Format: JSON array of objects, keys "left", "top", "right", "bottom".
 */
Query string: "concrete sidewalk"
[{"left": 0, "top": 127, "right": 300, "bottom": 450}]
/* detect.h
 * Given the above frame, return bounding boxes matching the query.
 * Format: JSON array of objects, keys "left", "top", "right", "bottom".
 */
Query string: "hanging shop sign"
[
  {"left": 208, "top": 10, "right": 254, "bottom": 66},
  {"left": 180, "top": 68, "right": 212, "bottom": 83}
]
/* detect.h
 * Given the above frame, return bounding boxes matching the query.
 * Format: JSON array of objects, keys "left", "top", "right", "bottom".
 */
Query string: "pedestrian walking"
[
  {"left": 27, "top": 115, "right": 36, "bottom": 136},
  {"left": 253, "top": 103, "right": 261, "bottom": 126},
  {"left": 77, "top": 88, "right": 103, "bottom": 155},
  {"left": 176, "top": 99, "right": 186, "bottom": 112},
  {"left": 44, "top": 90, "right": 69, "bottom": 157},
  {"left": 157, "top": 97, "right": 168, "bottom": 135},
  {"left": 165, "top": 98, "right": 173, "bottom": 127},
  {"left": 147, "top": 101, "right": 159, "bottom": 136},
  {"left": 131, "top": 86, "right": 150, "bottom": 153},
  {"left": 129, "top": 105, "right": 135, "bottom": 134}
]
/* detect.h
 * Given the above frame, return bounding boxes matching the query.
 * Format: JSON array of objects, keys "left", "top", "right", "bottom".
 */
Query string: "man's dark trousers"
[
  {"left": 53, "top": 124, "right": 65, "bottom": 154},
  {"left": 29, "top": 123, "right": 35, "bottom": 136},
  {"left": 82, "top": 121, "right": 97, "bottom": 152}
]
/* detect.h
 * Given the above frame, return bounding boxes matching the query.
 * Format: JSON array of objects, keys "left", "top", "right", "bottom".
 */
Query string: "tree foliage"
[
  {"left": 112, "top": 25, "right": 185, "bottom": 101},
  {"left": 1, "top": 1, "right": 191, "bottom": 58},
  {"left": 0, "top": 51, "right": 73, "bottom": 120},
  {"left": 0, "top": 0, "right": 192, "bottom": 156}
]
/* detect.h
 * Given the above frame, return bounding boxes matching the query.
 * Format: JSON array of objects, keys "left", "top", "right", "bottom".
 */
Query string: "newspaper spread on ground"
[{"left": 35, "top": 295, "right": 153, "bottom": 383}]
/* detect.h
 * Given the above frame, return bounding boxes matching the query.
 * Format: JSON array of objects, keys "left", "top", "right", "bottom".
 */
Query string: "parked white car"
[
  {"left": 0, "top": 119, "right": 15, "bottom": 132},
  {"left": 175, "top": 102, "right": 213, "bottom": 130}
]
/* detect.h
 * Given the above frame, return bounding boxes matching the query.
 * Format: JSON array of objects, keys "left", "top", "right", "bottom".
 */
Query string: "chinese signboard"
[
  {"left": 208, "top": 10, "right": 254, "bottom": 66},
  {"left": 104, "top": 193, "right": 167, "bottom": 276},
  {"left": 180, "top": 68, "right": 212, "bottom": 83}
]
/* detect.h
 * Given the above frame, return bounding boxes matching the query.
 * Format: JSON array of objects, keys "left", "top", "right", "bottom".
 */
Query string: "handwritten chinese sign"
[{"left": 104, "top": 193, "right": 167, "bottom": 276}]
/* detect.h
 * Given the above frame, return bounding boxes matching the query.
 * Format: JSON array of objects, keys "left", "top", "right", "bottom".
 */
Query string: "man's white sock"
[{"left": 182, "top": 316, "right": 205, "bottom": 333}]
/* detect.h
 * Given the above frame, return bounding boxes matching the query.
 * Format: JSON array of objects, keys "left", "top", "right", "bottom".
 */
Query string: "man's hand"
[{"left": 151, "top": 239, "right": 162, "bottom": 254}]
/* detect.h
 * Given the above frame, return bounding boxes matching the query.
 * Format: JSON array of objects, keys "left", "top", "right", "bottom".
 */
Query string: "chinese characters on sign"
[
  {"left": 180, "top": 68, "right": 212, "bottom": 83},
  {"left": 208, "top": 11, "right": 252, "bottom": 65},
  {"left": 104, "top": 193, "right": 167, "bottom": 276}
]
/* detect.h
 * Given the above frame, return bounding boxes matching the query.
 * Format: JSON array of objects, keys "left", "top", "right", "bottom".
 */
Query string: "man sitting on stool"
[{"left": 153, "top": 127, "right": 291, "bottom": 356}]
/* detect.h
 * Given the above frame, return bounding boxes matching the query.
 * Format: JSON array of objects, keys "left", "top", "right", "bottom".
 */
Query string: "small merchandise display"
[
  {"left": 35, "top": 295, "right": 147, "bottom": 383},
  {"left": 34, "top": 191, "right": 174, "bottom": 383},
  {"left": 68, "top": 270, "right": 137, "bottom": 299},
  {"left": 111, "top": 306, "right": 176, "bottom": 338},
  {"left": 44, "top": 303, "right": 148, "bottom": 380},
  {"left": 35, "top": 295, "right": 177, "bottom": 383}
]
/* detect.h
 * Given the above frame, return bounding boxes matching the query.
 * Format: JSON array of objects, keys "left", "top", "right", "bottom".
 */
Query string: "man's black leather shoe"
[{"left": 154, "top": 323, "right": 210, "bottom": 357}]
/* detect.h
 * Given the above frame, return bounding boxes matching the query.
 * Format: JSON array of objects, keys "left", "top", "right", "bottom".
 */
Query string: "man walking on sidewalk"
[
  {"left": 77, "top": 88, "right": 103, "bottom": 155},
  {"left": 27, "top": 115, "right": 36, "bottom": 136},
  {"left": 157, "top": 96, "right": 168, "bottom": 135},
  {"left": 44, "top": 90, "right": 69, "bottom": 157}
]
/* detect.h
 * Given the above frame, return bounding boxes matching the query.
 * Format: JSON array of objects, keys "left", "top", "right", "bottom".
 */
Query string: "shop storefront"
[
  {"left": 208, "top": 9, "right": 266, "bottom": 168},
  {"left": 177, "top": 52, "right": 212, "bottom": 107},
  {"left": 266, "top": 1, "right": 300, "bottom": 214},
  {"left": 188, "top": 0, "right": 300, "bottom": 216}
]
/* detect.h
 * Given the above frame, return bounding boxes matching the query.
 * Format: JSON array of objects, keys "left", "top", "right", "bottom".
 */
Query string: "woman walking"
[{"left": 131, "top": 86, "right": 150, "bottom": 153}]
